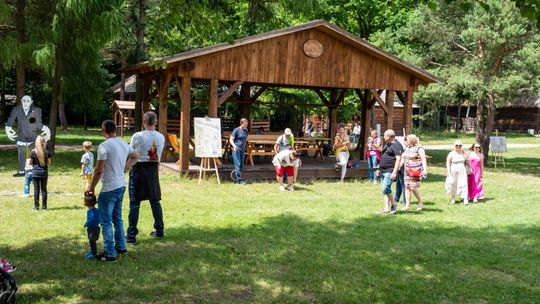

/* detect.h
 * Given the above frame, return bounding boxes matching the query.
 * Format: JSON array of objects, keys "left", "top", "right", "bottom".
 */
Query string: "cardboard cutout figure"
[{"left": 5, "top": 95, "right": 51, "bottom": 176}]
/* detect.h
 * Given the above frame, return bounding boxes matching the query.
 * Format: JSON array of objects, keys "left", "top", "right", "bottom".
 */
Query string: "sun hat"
[
  {"left": 454, "top": 140, "right": 463, "bottom": 146},
  {"left": 284, "top": 128, "right": 292, "bottom": 135}
]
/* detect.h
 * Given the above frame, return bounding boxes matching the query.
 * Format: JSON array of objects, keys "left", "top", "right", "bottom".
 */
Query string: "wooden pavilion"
[{"left": 124, "top": 20, "right": 439, "bottom": 172}]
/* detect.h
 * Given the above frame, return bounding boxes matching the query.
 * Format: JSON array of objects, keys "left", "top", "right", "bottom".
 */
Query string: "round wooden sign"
[{"left": 303, "top": 39, "right": 323, "bottom": 58}]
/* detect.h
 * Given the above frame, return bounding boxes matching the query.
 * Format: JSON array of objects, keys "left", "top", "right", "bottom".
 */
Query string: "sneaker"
[
  {"left": 286, "top": 185, "right": 294, "bottom": 191},
  {"left": 416, "top": 202, "right": 423, "bottom": 211},
  {"left": 115, "top": 248, "right": 128, "bottom": 254},
  {"left": 42, "top": 206, "right": 47, "bottom": 211},
  {"left": 238, "top": 180, "right": 247, "bottom": 185},
  {"left": 464, "top": 200, "right": 469, "bottom": 205},
  {"left": 126, "top": 238, "right": 137, "bottom": 245},
  {"left": 22, "top": 193, "right": 30, "bottom": 198},
  {"left": 96, "top": 254, "right": 117, "bottom": 262},
  {"left": 450, "top": 199, "right": 456, "bottom": 205},
  {"left": 473, "top": 198, "right": 478, "bottom": 203},
  {"left": 13, "top": 171, "right": 25, "bottom": 177},
  {"left": 32, "top": 206, "right": 39, "bottom": 211},
  {"left": 85, "top": 252, "right": 97, "bottom": 261},
  {"left": 149, "top": 231, "right": 164, "bottom": 239},
  {"left": 278, "top": 185, "right": 285, "bottom": 191},
  {"left": 389, "top": 204, "right": 397, "bottom": 214}
]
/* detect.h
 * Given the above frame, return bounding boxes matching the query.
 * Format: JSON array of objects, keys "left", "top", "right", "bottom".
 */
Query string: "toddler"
[
  {"left": 84, "top": 192, "right": 100, "bottom": 260},
  {"left": 80, "top": 141, "right": 94, "bottom": 189},
  {"left": 22, "top": 157, "right": 33, "bottom": 197}
]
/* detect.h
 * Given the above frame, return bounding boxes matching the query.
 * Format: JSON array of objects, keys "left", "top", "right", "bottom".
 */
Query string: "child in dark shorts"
[{"left": 84, "top": 192, "right": 100, "bottom": 260}]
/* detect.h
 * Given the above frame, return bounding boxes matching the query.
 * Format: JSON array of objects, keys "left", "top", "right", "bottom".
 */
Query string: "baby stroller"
[{"left": 0, "top": 267, "right": 17, "bottom": 304}]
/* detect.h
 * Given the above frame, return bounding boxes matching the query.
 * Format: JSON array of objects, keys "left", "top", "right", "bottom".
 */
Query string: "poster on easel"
[
  {"left": 194, "top": 117, "right": 222, "bottom": 158},
  {"left": 490, "top": 136, "right": 507, "bottom": 153}
]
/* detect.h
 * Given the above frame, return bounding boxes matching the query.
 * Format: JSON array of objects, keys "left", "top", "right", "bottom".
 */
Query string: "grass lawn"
[{"left": 0, "top": 139, "right": 539, "bottom": 303}]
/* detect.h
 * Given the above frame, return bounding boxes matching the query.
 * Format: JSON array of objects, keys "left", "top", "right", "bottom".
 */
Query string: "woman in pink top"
[{"left": 467, "top": 142, "right": 485, "bottom": 203}]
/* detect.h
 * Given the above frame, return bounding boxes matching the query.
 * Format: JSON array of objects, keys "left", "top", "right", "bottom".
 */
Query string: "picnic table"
[{"left": 296, "top": 137, "right": 332, "bottom": 160}]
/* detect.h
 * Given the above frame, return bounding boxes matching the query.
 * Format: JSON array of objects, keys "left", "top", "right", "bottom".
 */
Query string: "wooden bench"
[
  {"left": 250, "top": 119, "right": 270, "bottom": 132},
  {"left": 166, "top": 133, "right": 195, "bottom": 165}
]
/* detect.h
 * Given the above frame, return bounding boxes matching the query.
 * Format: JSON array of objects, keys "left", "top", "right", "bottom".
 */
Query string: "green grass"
[{"left": 0, "top": 146, "right": 539, "bottom": 302}]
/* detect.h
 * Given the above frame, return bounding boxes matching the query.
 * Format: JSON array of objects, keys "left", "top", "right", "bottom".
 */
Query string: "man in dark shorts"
[
  {"left": 126, "top": 112, "right": 166, "bottom": 244},
  {"left": 378, "top": 129, "right": 403, "bottom": 214}
]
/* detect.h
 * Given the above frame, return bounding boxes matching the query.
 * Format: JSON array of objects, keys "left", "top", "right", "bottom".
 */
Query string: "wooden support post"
[
  {"left": 239, "top": 84, "right": 251, "bottom": 126},
  {"left": 328, "top": 89, "right": 338, "bottom": 141},
  {"left": 386, "top": 90, "right": 394, "bottom": 130},
  {"left": 356, "top": 89, "right": 368, "bottom": 159},
  {"left": 177, "top": 76, "right": 191, "bottom": 172},
  {"left": 403, "top": 90, "right": 414, "bottom": 135},
  {"left": 158, "top": 72, "right": 172, "bottom": 160},
  {"left": 209, "top": 79, "right": 218, "bottom": 117}
]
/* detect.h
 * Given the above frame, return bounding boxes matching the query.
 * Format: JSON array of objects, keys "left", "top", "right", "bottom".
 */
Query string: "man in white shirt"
[
  {"left": 87, "top": 120, "right": 139, "bottom": 262},
  {"left": 126, "top": 112, "right": 166, "bottom": 244},
  {"left": 272, "top": 150, "right": 301, "bottom": 191}
]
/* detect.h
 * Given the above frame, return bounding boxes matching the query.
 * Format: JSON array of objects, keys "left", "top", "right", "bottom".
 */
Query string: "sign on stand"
[
  {"left": 194, "top": 117, "right": 222, "bottom": 183},
  {"left": 489, "top": 136, "right": 507, "bottom": 168}
]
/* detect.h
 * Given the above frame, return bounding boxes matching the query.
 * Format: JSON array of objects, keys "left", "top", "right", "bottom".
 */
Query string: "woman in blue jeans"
[{"left": 366, "top": 130, "right": 381, "bottom": 183}]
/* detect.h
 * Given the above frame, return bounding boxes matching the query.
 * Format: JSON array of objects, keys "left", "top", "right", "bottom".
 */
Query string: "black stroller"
[{"left": 0, "top": 267, "right": 16, "bottom": 304}]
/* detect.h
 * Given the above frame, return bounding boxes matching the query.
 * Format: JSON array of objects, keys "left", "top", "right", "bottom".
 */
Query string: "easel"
[
  {"left": 490, "top": 131, "right": 506, "bottom": 168},
  {"left": 198, "top": 157, "right": 221, "bottom": 184}
]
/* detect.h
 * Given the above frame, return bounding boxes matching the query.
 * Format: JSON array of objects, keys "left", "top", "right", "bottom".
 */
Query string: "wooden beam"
[
  {"left": 240, "top": 84, "right": 252, "bottom": 123},
  {"left": 404, "top": 89, "right": 414, "bottom": 135},
  {"left": 368, "top": 89, "right": 388, "bottom": 114},
  {"left": 176, "top": 76, "right": 191, "bottom": 172},
  {"left": 396, "top": 91, "right": 406, "bottom": 105},
  {"left": 158, "top": 72, "right": 173, "bottom": 152},
  {"left": 218, "top": 81, "right": 243, "bottom": 106},
  {"left": 208, "top": 79, "right": 218, "bottom": 117},
  {"left": 250, "top": 85, "right": 268, "bottom": 102},
  {"left": 313, "top": 89, "right": 329, "bottom": 105},
  {"left": 386, "top": 90, "right": 394, "bottom": 130},
  {"left": 357, "top": 89, "right": 369, "bottom": 158}
]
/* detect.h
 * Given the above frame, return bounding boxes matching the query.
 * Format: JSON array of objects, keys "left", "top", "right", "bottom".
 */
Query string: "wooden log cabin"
[{"left": 123, "top": 20, "right": 439, "bottom": 172}]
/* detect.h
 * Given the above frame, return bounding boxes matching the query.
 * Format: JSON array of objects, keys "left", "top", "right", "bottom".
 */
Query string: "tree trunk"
[
  {"left": 119, "top": 54, "right": 127, "bottom": 100},
  {"left": 0, "top": 69, "right": 5, "bottom": 124},
  {"left": 49, "top": 46, "right": 63, "bottom": 155},
  {"left": 15, "top": 0, "right": 26, "bottom": 103},
  {"left": 135, "top": 0, "right": 147, "bottom": 62},
  {"left": 475, "top": 95, "right": 496, "bottom": 166},
  {"left": 59, "top": 100, "right": 68, "bottom": 130},
  {"left": 456, "top": 104, "right": 462, "bottom": 131}
]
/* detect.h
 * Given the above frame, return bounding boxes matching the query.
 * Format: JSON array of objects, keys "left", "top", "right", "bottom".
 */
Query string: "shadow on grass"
[{"left": 5, "top": 215, "right": 538, "bottom": 303}]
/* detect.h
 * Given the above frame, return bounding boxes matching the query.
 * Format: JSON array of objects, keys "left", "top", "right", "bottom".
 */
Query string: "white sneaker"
[
  {"left": 450, "top": 199, "right": 456, "bottom": 204},
  {"left": 464, "top": 200, "right": 469, "bottom": 205},
  {"left": 21, "top": 193, "right": 30, "bottom": 198},
  {"left": 286, "top": 185, "right": 294, "bottom": 191},
  {"left": 473, "top": 198, "right": 478, "bottom": 203},
  {"left": 278, "top": 185, "right": 285, "bottom": 191}
]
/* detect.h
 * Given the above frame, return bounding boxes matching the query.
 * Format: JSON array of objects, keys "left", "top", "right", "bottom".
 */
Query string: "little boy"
[
  {"left": 22, "top": 157, "right": 32, "bottom": 197},
  {"left": 80, "top": 141, "right": 94, "bottom": 189},
  {"left": 84, "top": 192, "right": 100, "bottom": 260}
]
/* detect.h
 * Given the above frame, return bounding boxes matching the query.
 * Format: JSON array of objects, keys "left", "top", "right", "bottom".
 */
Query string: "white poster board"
[
  {"left": 194, "top": 117, "right": 222, "bottom": 158},
  {"left": 490, "top": 136, "right": 507, "bottom": 153}
]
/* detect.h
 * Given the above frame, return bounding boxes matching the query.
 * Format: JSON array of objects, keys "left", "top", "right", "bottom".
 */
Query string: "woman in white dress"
[{"left": 445, "top": 140, "right": 469, "bottom": 205}]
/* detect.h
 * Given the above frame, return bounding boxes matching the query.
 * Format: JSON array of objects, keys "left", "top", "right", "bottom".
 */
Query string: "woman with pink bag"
[{"left": 400, "top": 134, "right": 428, "bottom": 211}]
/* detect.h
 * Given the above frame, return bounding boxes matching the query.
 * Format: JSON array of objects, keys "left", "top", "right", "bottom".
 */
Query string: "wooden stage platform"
[{"left": 160, "top": 156, "right": 369, "bottom": 181}]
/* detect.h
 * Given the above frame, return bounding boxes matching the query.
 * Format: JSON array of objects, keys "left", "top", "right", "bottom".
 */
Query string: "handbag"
[
  {"left": 466, "top": 164, "right": 473, "bottom": 175},
  {"left": 407, "top": 166, "right": 422, "bottom": 178}
]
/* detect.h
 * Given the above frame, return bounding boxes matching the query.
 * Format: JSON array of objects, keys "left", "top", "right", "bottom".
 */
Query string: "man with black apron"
[{"left": 126, "top": 111, "right": 165, "bottom": 244}]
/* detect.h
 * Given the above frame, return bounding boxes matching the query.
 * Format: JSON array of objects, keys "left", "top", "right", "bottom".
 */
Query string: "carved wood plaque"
[{"left": 303, "top": 39, "right": 323, "bottom": 58}]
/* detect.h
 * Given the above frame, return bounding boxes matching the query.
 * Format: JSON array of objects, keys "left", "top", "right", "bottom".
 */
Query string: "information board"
[
  {"left": 490, "top": 136, "right": 507, "bottom": 153},
  {"left": 194, "top": 117, "right": 222, "bottom": 158}
]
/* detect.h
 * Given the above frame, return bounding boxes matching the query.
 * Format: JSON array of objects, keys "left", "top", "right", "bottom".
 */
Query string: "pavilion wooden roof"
[{"left": 124, "top": 20, "right": 440, "bottom": 90}]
